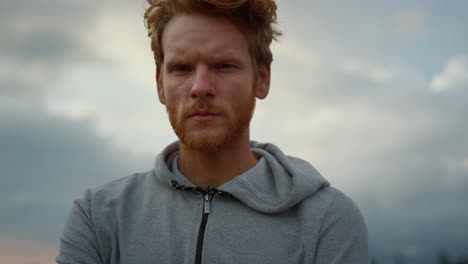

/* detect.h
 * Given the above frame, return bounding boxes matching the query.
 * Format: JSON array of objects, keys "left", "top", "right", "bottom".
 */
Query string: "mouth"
[{"left": 189, "top": 110, "right": 219, "bottom": 121}]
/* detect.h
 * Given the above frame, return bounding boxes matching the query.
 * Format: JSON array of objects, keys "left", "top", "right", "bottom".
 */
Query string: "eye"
[
  {"left": 216, "top": 63, "right": 236, "bottom": 71},
  {"left": 171, "top": 64, "right": 192, "bottom": 73},
  {"left": 174, "top": 64, "right": 190, "bottom": 72}
]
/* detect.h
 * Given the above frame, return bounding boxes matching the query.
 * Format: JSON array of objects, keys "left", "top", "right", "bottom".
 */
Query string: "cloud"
[
  {"left": 0, "top": 1, "right": 102, "bottom": 100},
  {"left": 42, "top": 63, "right": 173, "bottom": 156},
  {"left": 341, "top": 59, "right": 393, "bottom": 84},
  {"left": 0, "top": 106, "right": 153, "bottom": 242},
  {"left": 394, "top": 7, "right": 426, "bottom": 34},
  {"left": 0, "top": 0, "right": 106, "bottom": 63},
  {"left": 1, "top": 0, "right": 163, "bottom": 156},
  {"left": 430, "top": 55, "right": 468, "bottom": 93},
  {"left": 0, "top": 0, "right": 148, "bottom": 99}
]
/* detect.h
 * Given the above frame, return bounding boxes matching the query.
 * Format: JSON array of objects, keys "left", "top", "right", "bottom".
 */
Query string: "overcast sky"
[{"left": 1, "top": 0, "right": 468, "bottom": 263}]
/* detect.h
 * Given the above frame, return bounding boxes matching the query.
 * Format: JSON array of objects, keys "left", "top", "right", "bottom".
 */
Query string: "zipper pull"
[{"left": 203, "top": 193, "right": 211, "bottom": 214}]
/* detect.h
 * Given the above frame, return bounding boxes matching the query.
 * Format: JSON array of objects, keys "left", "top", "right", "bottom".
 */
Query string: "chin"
[{"left": 178, "top": 129, "right": 237, "bottom": 153}]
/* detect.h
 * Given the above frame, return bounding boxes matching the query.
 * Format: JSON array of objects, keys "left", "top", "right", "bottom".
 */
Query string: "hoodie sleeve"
[
  {"left": 56, "top": 189, "right": 103, "bottom": 264},
  {"left": 313, "top": 189, "right": 369, "bottom": 264}
]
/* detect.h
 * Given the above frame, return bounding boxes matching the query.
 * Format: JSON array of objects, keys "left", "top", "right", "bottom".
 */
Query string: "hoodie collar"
[{"left": 154, "top": 141, "right": 329, "bottom": 214}]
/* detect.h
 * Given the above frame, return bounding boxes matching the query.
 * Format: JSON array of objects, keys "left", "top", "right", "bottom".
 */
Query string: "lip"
[{"left": 189, "top": 110, "right": 219, "bottom": 121}]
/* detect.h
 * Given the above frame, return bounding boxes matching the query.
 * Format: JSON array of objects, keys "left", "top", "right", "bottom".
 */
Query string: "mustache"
[{"left": 185, "top": 101, "right": 220, "bottom": 116}]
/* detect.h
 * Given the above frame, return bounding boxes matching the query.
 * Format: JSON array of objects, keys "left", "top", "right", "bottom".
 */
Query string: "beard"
[{"left": 166, "top": 95, "right": 256, "bottom": 153}]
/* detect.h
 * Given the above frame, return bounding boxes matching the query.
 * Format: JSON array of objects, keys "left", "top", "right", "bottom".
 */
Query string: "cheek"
[
  {"left": 166, "top": 95, "right": 185, "bottom": 114},
  {"left": 229, "top": 79, "right": 256, "bottom": 102},
  {"left": 164, "top": 83, "right": 187, "bottom": 105}
]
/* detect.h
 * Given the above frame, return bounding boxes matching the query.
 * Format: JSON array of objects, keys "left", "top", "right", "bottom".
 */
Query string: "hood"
[{"left": 154, "top": 141, "right": 330, "bottom": 214}]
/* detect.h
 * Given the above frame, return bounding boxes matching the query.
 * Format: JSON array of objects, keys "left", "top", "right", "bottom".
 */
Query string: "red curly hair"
[{"left": 144, "top": 0, "right": 281, "bottom": 69}]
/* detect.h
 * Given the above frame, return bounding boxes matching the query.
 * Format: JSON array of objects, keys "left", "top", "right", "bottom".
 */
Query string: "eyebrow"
[
  {"left": 165, "top": 54, "right": 246, "bottom": 68},
  {"left": 165, "top": 59, "right": 188, "bottom": 68}
]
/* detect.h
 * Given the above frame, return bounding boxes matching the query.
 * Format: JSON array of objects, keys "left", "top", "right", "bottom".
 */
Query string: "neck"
[{"left": 178, "top": 132, "right": 257, "bottom": 189}]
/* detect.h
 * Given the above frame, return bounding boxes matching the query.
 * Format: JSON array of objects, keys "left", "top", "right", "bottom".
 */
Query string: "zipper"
[
  {"left": 195, "top": 192, "right": 213, "bottom": 264},
  {"left": 170, "top": 181, "right": 232, "bottom": 264}
]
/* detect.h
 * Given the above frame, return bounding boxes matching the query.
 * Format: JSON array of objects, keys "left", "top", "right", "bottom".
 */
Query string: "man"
[{"left": 57, "top": 0, "right": 369, "bottom": 263}]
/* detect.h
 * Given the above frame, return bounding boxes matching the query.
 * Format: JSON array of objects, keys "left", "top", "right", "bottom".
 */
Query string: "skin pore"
[{"left": 156, "top": 14, "right": 271, "bottom": 188}]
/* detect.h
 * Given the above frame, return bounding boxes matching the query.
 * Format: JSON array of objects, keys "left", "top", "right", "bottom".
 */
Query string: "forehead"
[{"left": 161, "top": 14, "right": 251, "bottom": 61}]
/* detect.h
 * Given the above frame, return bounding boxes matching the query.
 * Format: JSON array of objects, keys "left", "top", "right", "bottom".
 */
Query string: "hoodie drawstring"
[{"left": 171, "top": 180, "right": 232, "bottom": 197}]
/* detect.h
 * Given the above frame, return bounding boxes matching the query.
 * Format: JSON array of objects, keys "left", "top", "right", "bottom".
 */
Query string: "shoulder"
[
  {"left": 316, "top": 187, "right": 368, "bottom": 246},
  {"left": 311, "top": 188, "right": 370, "bottom": 262},
  {"left": 323, "top": 187, "right": 364, "bottom": 221},
  {"left": 308, "top": 186, "right": 366, "bottom": 228},
  {"left": 301, "top": 187, "right": 369, "bottom": 263},
  {"left": 75, "top": 169, "right": 158, "bottom": 213},
  {"left": 298, "top": 186, "right": 368, "bottom": 237},
  {"left": 325, "top": 187, "right": 364, "bottom": 226}
]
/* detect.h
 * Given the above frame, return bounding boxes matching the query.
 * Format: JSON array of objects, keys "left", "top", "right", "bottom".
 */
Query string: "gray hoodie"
[{"left": 56, "top": 141, "right": 369, "bottom": 264}]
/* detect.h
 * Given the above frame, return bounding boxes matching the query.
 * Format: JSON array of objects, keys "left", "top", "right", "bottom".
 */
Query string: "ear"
[
  {"left": 156, "top": 66, "right": 166, "bottom": 105},
  {"left": 255, "top": 63, "right": 271, "bottom": 100}
]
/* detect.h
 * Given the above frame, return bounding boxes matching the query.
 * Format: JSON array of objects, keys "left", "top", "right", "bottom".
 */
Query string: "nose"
[{"left": 190, "top": 65, "right": 216, "bottom": 99}]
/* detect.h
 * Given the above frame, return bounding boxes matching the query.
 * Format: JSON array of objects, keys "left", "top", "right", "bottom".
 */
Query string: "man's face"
[{"left": 157, "top": 14, "right": 270, "bottom": 152}]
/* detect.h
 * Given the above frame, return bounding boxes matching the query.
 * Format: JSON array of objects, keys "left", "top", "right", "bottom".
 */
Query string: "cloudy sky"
[{"left": 1, "top": 0, "right": 467, "bottom": 263}]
